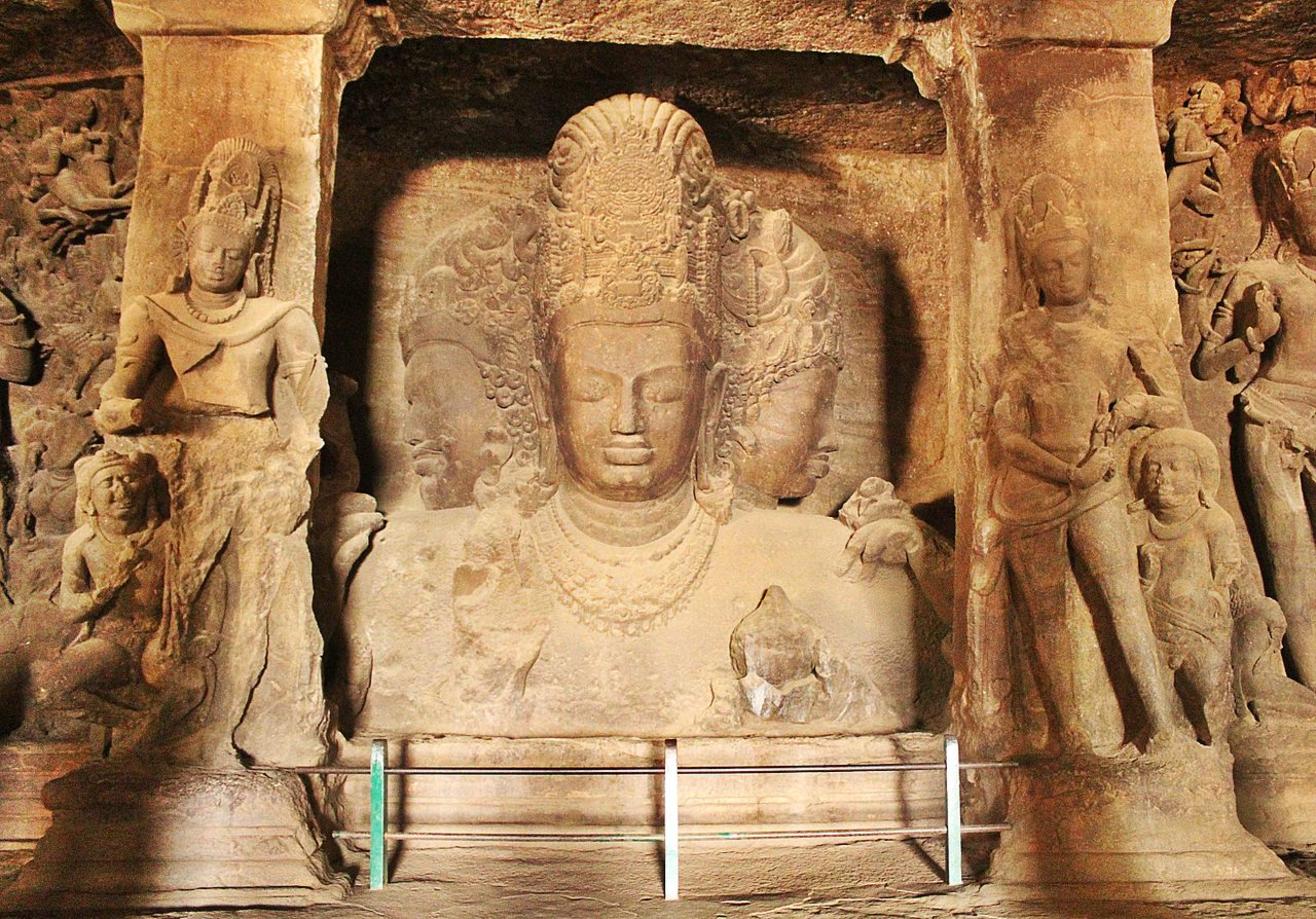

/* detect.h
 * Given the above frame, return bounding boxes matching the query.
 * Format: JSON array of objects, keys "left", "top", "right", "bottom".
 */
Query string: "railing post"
[
  {"left": 370, "top": 738, "right": 388, "bottom": 890},
  {"left": 944, "top": 734, "right": 962, "bottom": 886},
  {"left": 663, "top": 739, "right": 679, "bottom": 901}
]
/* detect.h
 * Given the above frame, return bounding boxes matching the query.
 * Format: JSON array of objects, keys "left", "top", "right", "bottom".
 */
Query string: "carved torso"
[
  {"left": 342, "top": 505, "right": 924, "bottom": 738},
  {"left": 63, "top": 521, "right": 168, "bottom": 656},
  {"left": 119, "top": 293, "right": 311, "bottom": 416},
  {"left": 1130, "top": 504, "right": 1236, "bottom": 648}
]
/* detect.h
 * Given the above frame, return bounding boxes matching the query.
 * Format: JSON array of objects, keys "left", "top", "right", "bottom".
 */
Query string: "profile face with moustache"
[
  {"left": 402, "top": 340, "right": 504, "bottom": 509},
  {"left": 546, "top": 321, "right": 708, "bottom": 502}
]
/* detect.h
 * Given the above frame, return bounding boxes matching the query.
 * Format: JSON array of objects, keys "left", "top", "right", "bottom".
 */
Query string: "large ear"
[
  {"left": 243, "top": 252, "right": 264, "bottom": 298},
  {"left": 696, "top": 361, "right": 729, "bottom": 493},
  {"left": 528, "top": 358, "right": 560, "bottom": 488}
]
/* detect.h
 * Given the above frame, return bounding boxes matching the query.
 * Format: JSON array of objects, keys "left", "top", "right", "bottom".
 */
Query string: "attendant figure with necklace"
[
  {"left": 87, "top": 138, "right": 331, "bottom": 767},
  {"left": 94, "top": 138, "right": 325, "bottom": 441},
  {"left": 1193, "top": 126, "right": 1316, "bottom": 691},
  {"left": 988, "top": 173, "right": 1188, "bottom": 754},
  {"left": 1127, "top": 428, "right": 1239, "bottom": 746}
]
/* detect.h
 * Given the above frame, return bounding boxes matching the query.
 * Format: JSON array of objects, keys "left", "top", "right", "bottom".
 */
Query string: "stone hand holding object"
[{"left": 1243, "top": 283, "right": 1282, "bottom": 350}]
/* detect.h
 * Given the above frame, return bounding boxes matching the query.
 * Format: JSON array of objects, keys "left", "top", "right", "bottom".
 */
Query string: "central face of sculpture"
[
  {"left": 188, "top": 220, "right": 252, "bottom": 295},
  {"left": 1032, "top": 236, "right": 1092, "bottom": 307},
  {"left": 549, "top": 321, "right": 706, "bottom": 501}
]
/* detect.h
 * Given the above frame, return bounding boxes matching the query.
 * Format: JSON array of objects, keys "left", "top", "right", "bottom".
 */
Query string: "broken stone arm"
[
  {"left": 274, "top": 307, "right": 330, "bottom": 431},
  {"left": 94, "top": 297, "right": 161, "bottom": 434},
  {"left": 1192, "top": 274, "right": 1277, "bottom": 380},
  {"left": 59, "top": 539, "right": 120, "bottom": 626}
]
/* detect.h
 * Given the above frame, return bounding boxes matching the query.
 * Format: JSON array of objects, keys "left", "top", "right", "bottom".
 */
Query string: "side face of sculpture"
[
  {"left": 402, "top": 340, "right": 504, "bottom": 509},
  {"left": 720, "top": 209, "right": 842, "bottom": 504}
]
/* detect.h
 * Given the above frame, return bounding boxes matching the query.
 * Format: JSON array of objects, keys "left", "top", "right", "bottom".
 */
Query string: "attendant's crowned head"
[
  {"left": 1013, "top": 173, "right": 1093, "bottom": 309},
  {"left": 174, "top": 137, "right": 280, "bottom": 297},
  {"left": 532, "top": 95, "right": 728, "bottom": 505}
]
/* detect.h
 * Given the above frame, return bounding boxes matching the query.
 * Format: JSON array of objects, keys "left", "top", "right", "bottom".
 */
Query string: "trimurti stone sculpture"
[{"left": 341, "top": 94, "right": 932, "bottom": 739}]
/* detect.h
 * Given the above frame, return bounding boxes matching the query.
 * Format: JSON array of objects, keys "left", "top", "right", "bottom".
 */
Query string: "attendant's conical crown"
[
  {"left": 534, "top": 94, "right": 723, "bottom": 359},
  {"left": 1012, "top": 172, "right": 1089, "bottom": 259}
]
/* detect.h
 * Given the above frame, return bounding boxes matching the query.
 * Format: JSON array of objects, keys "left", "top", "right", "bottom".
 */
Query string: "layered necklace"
[
  {"left": 183, "top": 291, "right": 247, "bottom": 325},
  {"left": 527, "top": 487, "right": 718, "bottom": 636}
]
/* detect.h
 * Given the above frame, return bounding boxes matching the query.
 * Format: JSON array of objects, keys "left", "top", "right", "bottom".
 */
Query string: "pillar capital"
[
  {"left": 112, "top": 0, "right": 354, "bottom": 37},
  {"left": 953, "top": 0, "right": 1175, "bottom": 49}
]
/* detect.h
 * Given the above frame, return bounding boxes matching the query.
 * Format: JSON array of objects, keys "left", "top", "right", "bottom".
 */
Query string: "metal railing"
[{"left": 300, "top": 735, "right": 1012, "bottom": 900}]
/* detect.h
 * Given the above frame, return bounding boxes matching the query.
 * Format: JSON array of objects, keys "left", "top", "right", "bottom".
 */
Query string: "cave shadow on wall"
[{"left": 875, "top": 247, "right": 924, "bottom": 498}]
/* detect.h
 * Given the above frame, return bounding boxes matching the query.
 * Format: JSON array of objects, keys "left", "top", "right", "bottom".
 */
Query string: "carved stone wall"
[{"left": 0, "top": 76, "right": 138, "bottom": 741}]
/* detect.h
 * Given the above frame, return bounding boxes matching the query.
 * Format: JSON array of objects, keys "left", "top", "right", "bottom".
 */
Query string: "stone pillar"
[
  {"left": 914, "top": 0, "right": 1182, "bottom": 765},
  {"left": 0, "top": 1, "right": 398, "bottom": 910},
  {"left": 114, "top": 0, "right": 397, "bottom": 327},
  {"left": 901, "top": 0, "right": 1293, "bottom": 891}
]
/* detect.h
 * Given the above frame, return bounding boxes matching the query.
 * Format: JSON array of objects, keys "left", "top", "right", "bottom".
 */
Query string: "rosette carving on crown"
[
  {"left": 535, "top": 93, "right": 724, "bottom": 356},
  {"left": 718, "top": 196, "right": 842, "bottom": 457},
  {"left": 401, "top": 200, "right": 542, "bottom": 476}
]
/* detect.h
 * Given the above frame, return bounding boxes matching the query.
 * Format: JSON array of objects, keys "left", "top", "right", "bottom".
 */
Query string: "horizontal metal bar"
[
  {"left": 286, "top": 760, "right": 1016, "bottom": 777},
  {"left": 336, "top": 830, "right": 665, "bottom": 843},
  {"left": 331, "top": 823, "right": 1011, "bottom": 844}
]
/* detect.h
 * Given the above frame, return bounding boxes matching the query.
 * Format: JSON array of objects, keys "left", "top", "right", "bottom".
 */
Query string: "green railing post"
[{"left": 370, "top": 738, "right": 387, "bottom": 890}]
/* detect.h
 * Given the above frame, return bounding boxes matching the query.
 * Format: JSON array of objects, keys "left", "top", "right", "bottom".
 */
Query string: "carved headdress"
[
  {"left": 534, "top": 94, "right": 723, "bottom": 360},
  {"left": 720, "top": 203, "right": 841, "bottom": 420},
  {"left": 1012, "top": 173, "right": 1089, "bottom": 261},
  {"left": 174, "top": 137, "right": 281, "bottom": 296},
  {"left": 1254, "top": 126, "right": 1316, "bottom": 259},
  {"left": 401, "top": 201, "right": 541, "bottom": 466}
]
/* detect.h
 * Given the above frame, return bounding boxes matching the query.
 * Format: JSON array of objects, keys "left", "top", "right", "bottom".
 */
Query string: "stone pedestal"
[
  {"left": 1, "top": 760, "right": 347, "bottom": 911},
  {"left": 0, "top": 741, "right": 93, "bottom": 881},
  {"left": 990, "top": 741, "right": 1290, "bottom": 889},
  {"left": 1232, "top": 719, "right": 1316, "bottom": 853}
]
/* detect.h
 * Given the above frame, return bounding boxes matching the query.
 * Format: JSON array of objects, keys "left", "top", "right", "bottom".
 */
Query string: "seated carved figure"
[
  {"left": 35, "top": 450, "right": 170, "bottom": 737},
  {"left": 95, "top": 138, "right": 325, "bottom": 438},
  {"left": 1127, "top": 428, "right": 1239, "bottom": 745},
  {"left": 342, "top": 95, "right": 928, "bottom": 737}
]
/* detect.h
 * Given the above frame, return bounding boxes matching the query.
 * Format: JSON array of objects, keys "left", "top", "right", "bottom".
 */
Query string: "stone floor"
[{"left": 62, "top": 840, "right": 1316, "bottom": 919}]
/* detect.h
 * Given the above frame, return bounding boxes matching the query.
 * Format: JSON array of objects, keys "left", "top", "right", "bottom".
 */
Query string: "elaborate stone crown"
[
  {"left": 175, "top": 137, "right": 281, "bottom": 294},
  {"left": 720, "top": 204, "right": 841, "bottom": 412},
  {"left": 534, "top": 94, "right": 723, "bottom": 358},
  {"left": 1012, "top": 172, "right": 1090, "bottom": 258}
]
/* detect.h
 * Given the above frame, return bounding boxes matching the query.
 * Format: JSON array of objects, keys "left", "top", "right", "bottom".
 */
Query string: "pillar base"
[
  {"left": 1232, "top": 718, "right": 1316, "bottom": 853},
  {"left": 989, "top": 738, "right": 1290, "bottom": 888},
  {"left": 0, "top": 758, "right": 348, "bottom": 911}
]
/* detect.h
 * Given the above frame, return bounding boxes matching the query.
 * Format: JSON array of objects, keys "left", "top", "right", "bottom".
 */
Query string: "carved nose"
[{"left": 612, "top": 384, "right": 643, "bottom": 434}]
